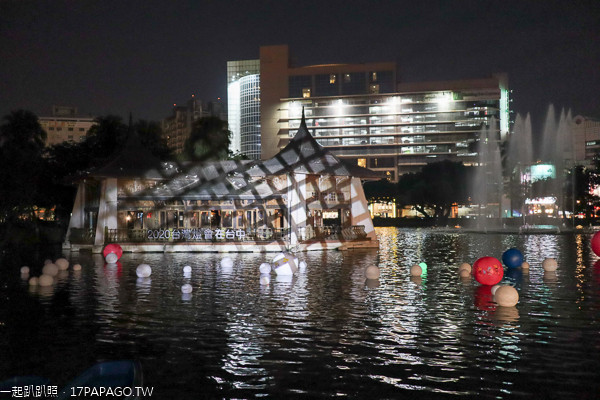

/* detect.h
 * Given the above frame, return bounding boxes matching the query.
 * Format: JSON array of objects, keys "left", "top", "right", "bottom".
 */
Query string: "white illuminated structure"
[
  {"left": 63, "top": 113, "right": 379, "bottom": 253},
  {"left": 227, "top": 60, "right": 261, "bottom": 159}
]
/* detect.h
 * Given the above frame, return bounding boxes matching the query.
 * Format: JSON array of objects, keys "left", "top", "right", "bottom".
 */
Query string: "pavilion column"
[
  {"left": 349, "top": 177, "right": 377, "bottom": 241},
  {"left": 63, "top": 181, "right": 86, "bottom": 248},
  {"left": 287, "top": 172, "right": 307, "bottom": 246},
  {"left": 94, "top": 178, "right": 118, "bottom": 246}
]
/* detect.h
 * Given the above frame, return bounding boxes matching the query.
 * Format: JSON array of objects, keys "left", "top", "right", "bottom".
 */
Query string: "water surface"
[{"left": 1, "top": 228, "right": 599, "bottom": 399}]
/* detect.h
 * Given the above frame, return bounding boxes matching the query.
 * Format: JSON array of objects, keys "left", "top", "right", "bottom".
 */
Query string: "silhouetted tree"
[
  {"left": 364, "top": 179, "right": 398, "bottom": 205},
  {"left": 396, "top": 160, "right": 471, "bottom": 223},
  {"left": 135, "top": 119, "right": 172, "bottom": 160},
  {"left": 183, "top": 116, "right": 231, "bottom": 160},
  {"left": 0, "top": 110, "right": 47, "bottom": 221}
]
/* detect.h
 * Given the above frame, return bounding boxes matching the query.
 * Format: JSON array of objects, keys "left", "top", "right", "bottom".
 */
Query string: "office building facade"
[
  {"left": 259, "top": 45, "right": 509, "bottom": 180},
  {"left": 227, "top": 60, "right": 261, "bottom": 159},
  {"left": 39, "top": 106, "right": 96, "bottom": 146}
]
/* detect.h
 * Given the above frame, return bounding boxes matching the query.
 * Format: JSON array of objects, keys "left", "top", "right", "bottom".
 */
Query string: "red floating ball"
[
  {"left": 592, "top": 231, "right": 600, "bottom": 257},
  {"left": 103, "top": 243, "right": 123, "bottom": 260},
  {"left": 473, "top": 256, "right": 504, "bottom": 286}
]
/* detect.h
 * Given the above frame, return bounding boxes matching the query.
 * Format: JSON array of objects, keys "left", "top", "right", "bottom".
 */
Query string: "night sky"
[{"left": 1, "top": 0, "right": 598, "bottom": 134}]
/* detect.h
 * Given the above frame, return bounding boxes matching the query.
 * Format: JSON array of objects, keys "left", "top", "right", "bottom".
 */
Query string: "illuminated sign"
[{"left": 525, "top": 197, "right": 556, "bottom": 205}]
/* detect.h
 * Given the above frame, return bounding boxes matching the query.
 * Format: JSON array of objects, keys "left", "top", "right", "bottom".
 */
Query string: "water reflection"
[{"left": 3, "top": 228, "right": 600, "bottom": 398}]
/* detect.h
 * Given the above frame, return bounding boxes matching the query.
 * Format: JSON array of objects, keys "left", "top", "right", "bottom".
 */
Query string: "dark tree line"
[
  {"left": 0, "top": 110, "right": 233, "bottom": 233},
  {"left": 364, "top": 160, "right": 472, "bottom": 223}
]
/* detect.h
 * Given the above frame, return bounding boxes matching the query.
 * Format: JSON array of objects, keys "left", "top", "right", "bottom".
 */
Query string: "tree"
[
  {"left": 0, "top": 110, "right": 47, "bottom": 221},
  {"left": 183, "top": 116, "right": 231, "bottom": 160},
  {"left": 85, "top": 115, "right": 128, "bottom": 162},
  {"left": 396, "top": 160, "right": 471, "bottom": 223},
  {"left": 363, "top": 179, "right": 398, "bottom": 205},
  {"left": 135, "top": 119, "right": 172, "bottom": 160}
]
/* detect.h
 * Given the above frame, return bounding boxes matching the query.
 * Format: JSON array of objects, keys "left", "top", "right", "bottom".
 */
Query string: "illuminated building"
[
  {"left": 572, "top": 115, "right": 600, "bottom": 166},
  {"left": 63, "top": 114, "right": 379, "bottom": 253},
  {"left": 259, "top": 45, "right": 509, "bottom": 181},
  {"left": 227, "top": 59, "right": 261, "bottom": 159},
  {"left": 39, "top": 106, "right": 96, "bottom": 146}
]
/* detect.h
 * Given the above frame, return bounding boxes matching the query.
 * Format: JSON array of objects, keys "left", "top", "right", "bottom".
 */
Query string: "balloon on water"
[
  {"left": 592, "top": 231, "right": 600, "bottom": 256},
  {"left": 502, "top": 248, "right": 523, "bottom": 269},
  {"left": 136, "top": 264, "right": 152, "bottom": 278},
  {"left": 473, "top": 256, "right": 504, "bottom": 286}
]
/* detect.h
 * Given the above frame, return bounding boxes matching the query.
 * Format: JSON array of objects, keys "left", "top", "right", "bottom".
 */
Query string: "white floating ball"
[
  {"left": 410, "top": 264, "right": 422, "bottom": 277},
  {"left": 28, "top": 277, "right": 39, "bottom": 286},
  {"left": 181, "top": 284, "right": 193, "bottom": 294},
  {"left": 273, "top": 254, "right": 298, "bottom": 276},
  {"left": 20, "top": 266, "right": 30, "bottom": 275},
  {"left": 272, "top": 253, "right": 285, "bottom": 263},
  {"left": 181, "top": 293, "right": 192, "bottom": 301},
  {"left": 259, "top": 274, "right": 271, "bottom": 285},
  {"left": 136, "top": 264, "right": 152, "bottom": 278},
  {"left": 365, "top": 265, "right": 380, "bottom": 280},
  {"left": 104, "top": 253, "right": 118, "bottom": 264},
  {"left": 259, "top": 263, "right": 272, "bottom": 274},
  {"left": 495, "top": 285, "right": 519, "bottom": 307},
  {"left": 221, "top": 257, "right": 234, "bottom": 269},
  {"left": 38, "top": 274, "right": 54, "bottom": 287},
  {"left": 183, "top": 265, "right": 192, "bottom": 274},
  {"left": 491, "top": 284, "right": 501, "bottom": 295},
  {"left": 458, "top": 263, "right": 472, "bottom": 273},
  {"left": 73, "top": 264, "right": 82, "bottom": 271},
  {"left": 55, "top": 258, "right": 69, "bottom": 270},
  {"left": 298, "top": 260, "right": 307, "bottom": 272},
  {"left": 42, "top": 263, "right": 59, "bottom": 277},
  {"left": 542, "top": 258, "right": 558, "bottom": 272}
]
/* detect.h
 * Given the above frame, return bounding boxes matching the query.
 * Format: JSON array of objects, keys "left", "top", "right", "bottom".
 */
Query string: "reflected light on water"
[{"left": 2, "top": 228, "right": 600, "bottom": 398}]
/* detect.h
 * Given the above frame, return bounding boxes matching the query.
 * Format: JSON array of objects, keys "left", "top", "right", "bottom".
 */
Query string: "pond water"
[{"left": 1, "top": 227, "right": 600, "bottom": 399}]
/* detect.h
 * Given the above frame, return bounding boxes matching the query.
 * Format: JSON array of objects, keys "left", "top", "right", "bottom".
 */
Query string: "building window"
[
  {"left": 357, "top": 158, "right": 367, "bottom": 168},
  {"left": 302, "top": 88, "right": 311, "bottom": 98},
  {"left": 49, "top": 127, "right": 54, "bottom": 131},
  {"left": 330, "top": 74, "right": 336, "bottom": 84},
  {"left": 371, "top": 72, "right": 377, "bottom": 82},
  {"left": 68, "top": 127, "right": 74, "bottom": 131},
  {"left": 79, "top": 128, "right": 85, "bottom": 131},
  {"left": 56, "top": 127, "right": 62, "bottom": 131},
  {"left": 370, "top": 84, "right": 380, "bottom": 94},
  {"left": 344, "top": 73, "right": 351, "bottom": 83}
]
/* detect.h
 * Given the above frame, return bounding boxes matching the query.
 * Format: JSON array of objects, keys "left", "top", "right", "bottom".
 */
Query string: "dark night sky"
[{"left": 1, "top": 0, "right": 598, "bottom": 134}]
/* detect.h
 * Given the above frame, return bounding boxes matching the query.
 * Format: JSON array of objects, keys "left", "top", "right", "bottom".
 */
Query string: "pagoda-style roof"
[
  {"left": 258, "top": 112, "right": 382, "bottom": 179},
  {"left": 88, "top": 125, "right": 166, "bottom": 179}
]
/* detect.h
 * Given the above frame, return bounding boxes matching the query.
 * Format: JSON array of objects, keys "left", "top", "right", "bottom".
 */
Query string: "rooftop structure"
[{"left": 63, "top": 113, "right": 379, "bottom": 253}]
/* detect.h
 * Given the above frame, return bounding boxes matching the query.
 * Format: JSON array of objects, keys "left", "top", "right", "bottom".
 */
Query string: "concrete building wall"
[{"left": 572, "top": 115, "right": 600, "bottom": 165}]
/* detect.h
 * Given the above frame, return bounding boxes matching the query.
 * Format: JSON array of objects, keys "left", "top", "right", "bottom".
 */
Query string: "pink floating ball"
[
  {"left": 592, "top": 231, "right": 600, "bottom": 256},
  {"left": 521, "top": 261, "right": 530, "bottom": 270},
  {"left": 473, "top": 256, "right": 504, "bottom": 286},
  {"left": 103, "top": 244, "right": 123, "bottom": 260},
  {"left": 459, "top": 269, "right": 471, "bottom": 279}
]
